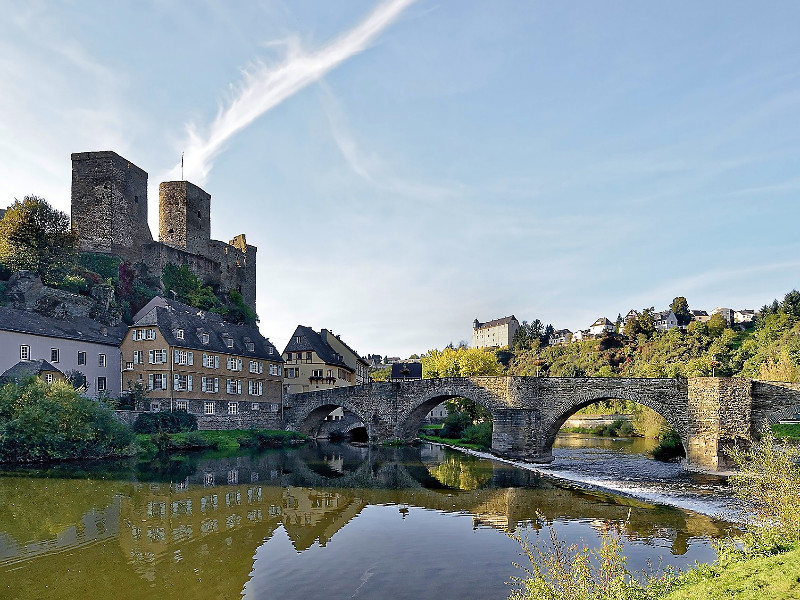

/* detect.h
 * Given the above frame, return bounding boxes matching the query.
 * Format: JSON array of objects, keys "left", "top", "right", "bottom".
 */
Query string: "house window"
[
  {"left": 176, "top": 329, "right": 184, "bottom": 340},
  {"left": 20, "top": 345, "right": 30, "bottom": 361},
  {"left": 133, "top": 350, "right": 143, "bottom": 364},
  {"left": 175, "top": 400, "right": 188, "bottom": 411},
  {"left": 50, "top": 348, "right": 59, "bottom": 363},
  {"left": 286, "top": 352, "right": 292, "bottom": 360},
  {"left": 228, "top": 402, "right": 238, "bottom": 415},
  {"left": 249, "top": 360, "right": 263, "bottom": 374},
  {"left": 146, "top": 329, "right": 156, "bottom": 340},
  {"left": 203, "top": 354, "right": 219, "bottom": 368},
  {"left": 173, "top": 374, "right": 193, "bottom": 391},
  {"left": 306, "top": 352, "right": 311, "bottom": 360},
  {"left": 312, "top": 369, "right": 323, "bottom": 377},
  {"left": 251, "top": 403, "right": 260, "bottom": 410},
  {"left": 246, "top": 342, "right": 254, "bottom": 352},
  {"left": 295, "top": 336, "right": 301, "bottom": 344},
  {"left": 98, "top": 354, "right": 107, "bottom": 367},
  {"left": 77, "top": 351, "right": 86, "bottom": 365},
  {"left": 268, "top": 347, "right": 274, "bottom": 355},
  {"left": 97, "top": 377, "right": 107, "bottom": 392},
  {"left": 201, "top": 376, "right": 219, "bottom": 393},
  {"left": 150, "top": 401, "right": 161, "bottom": 412},
  {"left": 204, "top": 401, "right": 215, "bottom": 415},
  {"left": 174, "top": 350, "right": 194, "bottom": 366},
  {"left": 149, "top": 349, "right": 167, "bottom": 364},
  {"left": 225, "top": 338, "right": 234, "bottom": 348},
  {"left": 202, "top": 333, "right": 209, "bottom": 344},
  {"left": 44, "top": 373, "right": 53, "bottom": 384},
  {"left": 148, "top": 373, "right": 168, "bottom": 391}
]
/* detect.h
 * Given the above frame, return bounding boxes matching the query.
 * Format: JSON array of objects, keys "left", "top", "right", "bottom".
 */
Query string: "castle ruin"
[{"left": 70, "top": 151, "right": 257, "bottom": 311}]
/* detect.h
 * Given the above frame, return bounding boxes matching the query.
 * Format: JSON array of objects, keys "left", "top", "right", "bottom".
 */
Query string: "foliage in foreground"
[
  {"left": 508, "top": 515, "right": 656, "bottom": 600},
  {"left": 0, "top": 378, "right": 135, "bottom": 462}
]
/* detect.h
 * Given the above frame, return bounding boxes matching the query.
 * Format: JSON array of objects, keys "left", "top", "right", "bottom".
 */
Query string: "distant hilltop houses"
[{"left": 475, "top": 305, "right": 757, "bottom": 348}]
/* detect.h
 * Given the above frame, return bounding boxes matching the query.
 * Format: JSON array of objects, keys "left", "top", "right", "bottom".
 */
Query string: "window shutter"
[
  {"left": 148, "top": 374, "right": 154, "bottom": 390},
  {"left": 187, "top": 375, "right": 193, "bottom": 391},
  {"left": 238, "top": 359, "right": 243, "bottom": 371},
  {"left": 201, "top": 376, "right": 206, "bottom": 392},
  {"left": 174, "top": 350, "right": 180, "bottom": 363},
  {"left": 214, "top": 378, "right": 219, "bottom": 393},
  {"left": 226, "top": 379, "right": 231, "bottom": 394},
  {"left": 259, "top": 362, "right": 263, "bottom": 374},
  {"left": 188, "top": 352, "right": 193, "bottom": 366},
  {"left": 214, "top": 356, "right": 219, "bottom": 368},
  {"left": 202, "top": 354, "right": 207, "bottom": 367},
  {"left": 258, "top": 382, "right": 263, "bottom": 395},
  {"left": 237, "top": 380, "right": 242, "bottom": 395},
  {"left": 149, "top": 350, "right": 154, "bottom": 364},
  {"left": 161, "top": 376, "right": 167, "bottom": 390},
  {"left": 174, "top": 374, "right": 180, "bottom": 390}
]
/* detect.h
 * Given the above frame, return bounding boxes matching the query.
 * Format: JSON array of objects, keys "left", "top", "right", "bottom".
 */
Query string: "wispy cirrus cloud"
[{"left": 167, "top": 0, "right": 417, "bottom": 185}]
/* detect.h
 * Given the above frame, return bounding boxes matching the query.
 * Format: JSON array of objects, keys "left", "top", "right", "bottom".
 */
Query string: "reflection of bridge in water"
[{"left": 0, "top": 444, "right": 731, "bottom": 599}]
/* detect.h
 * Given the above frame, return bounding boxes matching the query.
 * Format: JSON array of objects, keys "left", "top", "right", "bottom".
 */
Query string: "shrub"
[
  {"left": 461, "top": 422, "right": 492, "bottom": 448},
  {"left": 728, "top": 428, "right": 800, "bottom": 551},
  {"left": 0, "top": 378, "right": 134, "bottom": 462},
  {"left": 133, "top": 410, "right": 197, "bottom": 434},
  {"left": 651, "top": 429, "right": 686, "bottom": 462},
  {"left": 441, "top": 411, "right": 473, "bottom": 439}
]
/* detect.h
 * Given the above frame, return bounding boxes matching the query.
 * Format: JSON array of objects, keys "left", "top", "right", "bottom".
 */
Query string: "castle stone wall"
[
  {"left": 159, "top": 181, "right": 211, "bottom": 256},
  {"left": 71, "top": 151, "right": 153, "bottom": 263}
]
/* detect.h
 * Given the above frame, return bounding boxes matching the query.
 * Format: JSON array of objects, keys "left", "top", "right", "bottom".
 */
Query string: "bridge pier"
[{"left": 491, "top": 409, "right": 553, "bottom": 462}]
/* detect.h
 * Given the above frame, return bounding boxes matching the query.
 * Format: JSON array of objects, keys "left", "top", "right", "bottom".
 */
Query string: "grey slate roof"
[
  {"left": 2, "top": 359, "right": 63, "bottom": 380},
  {"left": 0, "top": 305, "right": 127, "bottom": 346},
  {"left": 322, "top": 328, "right": 369, "bottom": 366},
  {"left": 474, "top": 315, "right": 518, "bottom": 330},
  {"left": 283, "top": 325, "right": 352, "bottom": 371},
  {"left": 134, "top": 297, "right": 283, "bottom": 362}
]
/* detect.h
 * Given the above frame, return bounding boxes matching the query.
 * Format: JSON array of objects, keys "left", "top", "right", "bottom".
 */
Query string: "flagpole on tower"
[{"left": 181, "top": 153, "right": 184, "bottom": 181}]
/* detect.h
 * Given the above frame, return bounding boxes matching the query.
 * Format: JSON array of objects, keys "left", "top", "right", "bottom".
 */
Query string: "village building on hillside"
[
  {"left": 710, "top": 307, "right": 734, "bottom": 326},
  {"left": 282, "top": 326, "right": 367, "bottom": 394},
  {"left": 691, "top": 310, "right": 710, "bottom": 323},
  {"left": 549, "top": 329, "right": 572, "bottom": 345},
  {"left": 1, "top": 359, "right": 65, "bottom": 385},
  {"left": 621, "top": 310, "right": 638, "bottom": 330},
  {"left": 472, "top": 315, "right": 520, "bottom": 349},
  {"left": 588, "top": 317, "right": 614, "bottom": 336},
  {"left": 0, "top": 306, "right": 126, "bottom": 397},
  {"left": 735, "top": 309, "right": 756, "bottom": 325},
  {"left": 120, "top": 297, "right": 283, "bottom": 422},
  {"left": 571, "top": 329, "right": 589, "bottom": 342},
  {"left": 653, "top": 309, "right": 679, "bottom": 331}
]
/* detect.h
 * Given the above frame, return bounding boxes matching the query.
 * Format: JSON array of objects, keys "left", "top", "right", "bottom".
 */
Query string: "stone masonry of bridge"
[{"left": 283, "top": 376, "right": 800, "bottom": 471}]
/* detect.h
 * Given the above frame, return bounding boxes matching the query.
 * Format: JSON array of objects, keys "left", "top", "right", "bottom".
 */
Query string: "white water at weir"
[{"left": 454, "top": 434, "right": 744, "bottom": 524}]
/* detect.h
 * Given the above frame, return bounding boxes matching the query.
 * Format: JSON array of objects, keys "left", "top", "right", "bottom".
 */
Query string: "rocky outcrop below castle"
[{"left": 3, "top": 271, "right": 121, "bottom": 326}]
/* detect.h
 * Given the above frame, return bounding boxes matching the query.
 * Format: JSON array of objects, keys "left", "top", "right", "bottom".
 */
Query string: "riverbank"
[
  {"left": 661, "top": 545, "right": 800, "bottom": 600},
  {"left": 136, "top": 429, "right": 308, "bottom": 455}
]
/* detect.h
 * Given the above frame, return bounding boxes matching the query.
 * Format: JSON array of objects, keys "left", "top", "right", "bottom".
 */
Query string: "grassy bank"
[
  {"left": 136, "top": 429, "right": 308, "bottom": 455},
  {"left": 773, "top": 423, "right": 800, "bottom": 440},
  {"left": 661, "top": 545, "right": 800, "bottom": 600}
]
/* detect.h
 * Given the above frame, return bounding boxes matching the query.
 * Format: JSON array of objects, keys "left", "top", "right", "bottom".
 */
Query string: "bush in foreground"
[{"left": 0, "top": 378, "right": 134, "bottom": 462}]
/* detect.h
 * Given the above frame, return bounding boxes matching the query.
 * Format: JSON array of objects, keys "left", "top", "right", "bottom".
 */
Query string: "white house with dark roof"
[
  {"left": 0, "top": 306, "right": 126, "bottom": 397},
  {"left": 549, "top": 329, "right": 572, "bottom": 345},
  {"left": 472, "top": 315, "right": 520, "bottom": 349},
  {"left": 588, "top": 317, "right": 614, "bottom": 336},
  {"left": 735, "top": 309, "right": 756, "bottom": 325}
]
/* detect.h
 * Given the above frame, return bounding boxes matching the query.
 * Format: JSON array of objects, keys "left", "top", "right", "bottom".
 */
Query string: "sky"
[{"left": 2, "top": 1, "right": 800, "bottom": 358}]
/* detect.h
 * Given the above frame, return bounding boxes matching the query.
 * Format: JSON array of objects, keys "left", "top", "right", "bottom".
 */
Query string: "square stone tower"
[
  {"left": 158, "top": 181, "right": 211, "bottom": 257},
  {"left": 71, "top": 151, "right": 153, "bottom": 262}
]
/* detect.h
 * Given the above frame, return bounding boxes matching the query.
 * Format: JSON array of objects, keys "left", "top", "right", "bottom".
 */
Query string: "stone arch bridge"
[{"left": 283, "top": 377, "right": 800, "bottom": 470}]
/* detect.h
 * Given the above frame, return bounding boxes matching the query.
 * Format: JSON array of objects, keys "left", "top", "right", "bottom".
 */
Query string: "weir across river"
[{"left": 284, "top": 376, "right": 800, "bottom": 470}]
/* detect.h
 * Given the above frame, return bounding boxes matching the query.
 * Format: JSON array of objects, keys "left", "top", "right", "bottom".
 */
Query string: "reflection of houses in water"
[{"left": 282, "top": 487, "right": 366, "bottom": 550}]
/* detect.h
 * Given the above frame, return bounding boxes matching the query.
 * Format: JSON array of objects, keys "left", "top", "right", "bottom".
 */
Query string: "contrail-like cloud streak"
[{"left": 170, "top": 0, "right": 417, "bottom": 184}]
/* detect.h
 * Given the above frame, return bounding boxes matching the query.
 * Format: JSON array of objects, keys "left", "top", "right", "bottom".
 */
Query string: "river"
[{"left": 0, "top": 435, "right": 737, "bottom": 599}]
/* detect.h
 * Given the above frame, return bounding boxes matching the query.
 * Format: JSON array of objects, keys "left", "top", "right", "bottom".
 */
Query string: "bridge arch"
[
  {"left": 285, "top": 396, "right": 372, "bottom": 440},
  {"left": 540, "top": 388, "right": 689, "bottom": 460}
]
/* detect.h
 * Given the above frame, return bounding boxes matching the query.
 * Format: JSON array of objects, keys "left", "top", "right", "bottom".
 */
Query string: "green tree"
[
  {"left": 0, "top": 196, "right": 78, "bottom": 283},
  {"left": 782, "top": 290, "right": 800, "bottom": 318},
  {"left": 623, "top": 308, "right": 655, "bottom": 339},
  {"left": 707, "top": 313, "right": 728, "bottom": 337},
  {"left": 670, "top": 296, "right": 692, "bottom": 326}
]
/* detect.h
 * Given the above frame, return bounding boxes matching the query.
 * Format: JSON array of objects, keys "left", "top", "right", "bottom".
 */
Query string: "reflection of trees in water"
[{"left": 425, "top": 454, "right": 494, "bottom": 490}]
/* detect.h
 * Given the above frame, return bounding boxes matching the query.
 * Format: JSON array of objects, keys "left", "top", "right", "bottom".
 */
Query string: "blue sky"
[{"left": 2, "top": 1, "right": 800, "bottom": 357}]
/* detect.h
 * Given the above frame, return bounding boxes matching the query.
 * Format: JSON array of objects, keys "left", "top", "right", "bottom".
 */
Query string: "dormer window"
[
  {"left": 225, "top": 338, "right": 234, "bottom": 349},
  {"left": 268, "top": 347, "right": 274, "bottom": 355},
  {"left": 295, "top": 336, "right": 301, "bottom": 344},
  {"left": 246, "top": 342, "right": 254, "bottom": 352},
  {"left": 202, "top": 333, "right": 209, "bottom": 344},
  {"left": 176, "top": 329, "right": 184, "bottom": 340}
]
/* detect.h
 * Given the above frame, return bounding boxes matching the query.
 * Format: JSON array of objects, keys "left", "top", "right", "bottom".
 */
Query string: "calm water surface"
[{"left": 0, "top": 438, "right": 736, "bottom": 600}]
